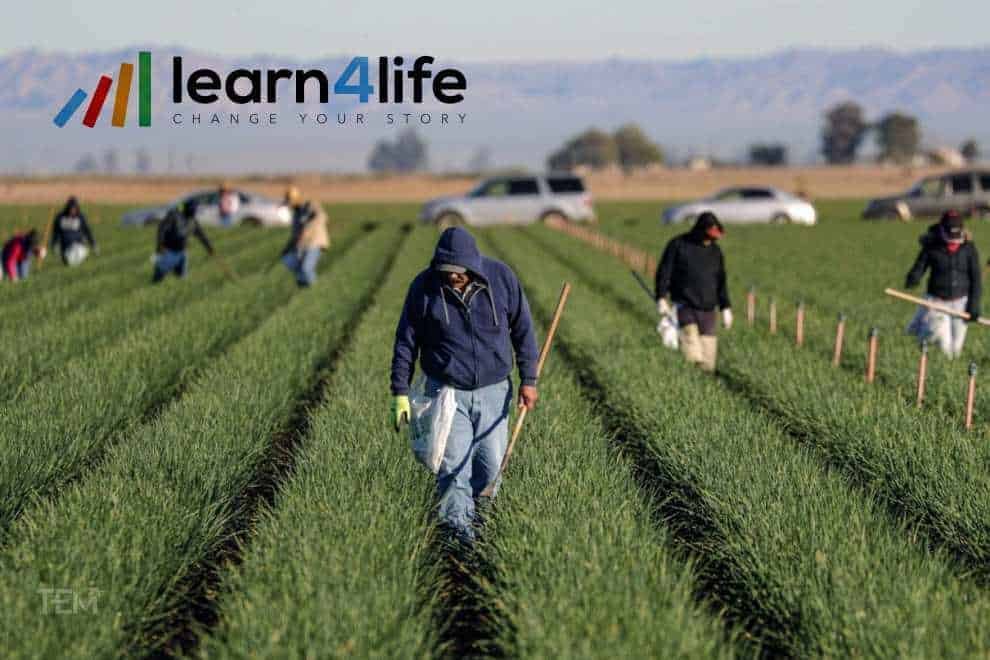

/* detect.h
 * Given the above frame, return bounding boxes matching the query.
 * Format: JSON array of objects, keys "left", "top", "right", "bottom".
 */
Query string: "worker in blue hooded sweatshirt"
[{"left": 391, "top": 227, "right": 539, "bottom": 540}]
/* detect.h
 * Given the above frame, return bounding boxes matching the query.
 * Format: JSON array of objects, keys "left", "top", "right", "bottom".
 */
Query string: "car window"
[
  {"left": 950, "top": 174, "right": 974, "bottom": 195},
  {"left": 918, "top": 178, "right": 945, "bottom": 197},
  {"left": 980, "top": 175, "right": 990, "bottom": 192},
  {"left": 508, "top": 178, "right": 540, "bottom": 196},
  {"left": 474, "top": 180, "right": 509, "bottom": 197},
  {"left": 713, "top": 190, "right": 743, "bottom": 201},
  {"left": 741, "top": 188, "right": 774, "bottom": 200},
  {"left": 547, "top": 177, "right": 585, "bottom": 193}
]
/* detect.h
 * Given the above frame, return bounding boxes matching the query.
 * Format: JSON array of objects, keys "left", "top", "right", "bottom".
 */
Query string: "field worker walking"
[
  {"left": 905, "top": 209, "right": 981, "bottom": 358},
  {"left": 50, "top": 196, "right": 97, "bottom": 266},
  {"left": 280, "top": 186, "right": 328, "bottom": 288},
  {"left": 654, "top": 211, "right": 732, "bottom": 372},
  {"left": 218, "top": 182, "right": 239, "bottom": 227},
  {"left": 2, "top": 230, "right": 44, "bottom": 282},
  {"left": 152, "top": 201, "right": 215, "bottom": 283},
  {"left": 391, "top": 227, "right": 539, "bottom": 541}
]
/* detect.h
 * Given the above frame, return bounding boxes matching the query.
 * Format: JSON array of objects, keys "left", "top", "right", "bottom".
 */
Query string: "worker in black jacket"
[
  {"left": 655, "top": 212, "right": 732, "bottom": 372},
  {"left": 905, "top": 209, "right": 981, "bottom": 358},
  {"left": 152, "top": 201, "right": 214, "bottom": 283},
  {"left": 50, "top": 196, "right": 97, "bottom": 266}
]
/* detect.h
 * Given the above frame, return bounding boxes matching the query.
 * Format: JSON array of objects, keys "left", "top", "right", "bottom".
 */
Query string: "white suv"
[{"left": 420, "top": 174, "right": 596, "bottom": 227}]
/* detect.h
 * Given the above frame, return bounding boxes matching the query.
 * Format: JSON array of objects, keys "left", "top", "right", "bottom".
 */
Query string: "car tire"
[
  {"left": 540, "top": 211, "right": 568, "bottom": 226},
  {"left": 241, "top": 217, "right": 262, "bottom": 227},
  {"left": 436, "top": 212, "right": 464, "bottom": 229},
  {"left": 770, "top": 213, "right": 791, "bottom": 225}
]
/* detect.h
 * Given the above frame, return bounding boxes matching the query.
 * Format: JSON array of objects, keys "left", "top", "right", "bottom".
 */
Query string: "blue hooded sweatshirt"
[{"left": 391, "top": 227, "right": 539, "bottom": 395}]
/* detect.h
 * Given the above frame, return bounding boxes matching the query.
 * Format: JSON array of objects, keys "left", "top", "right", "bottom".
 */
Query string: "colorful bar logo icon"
[{"left": 53, "top": 51, "right": 151, "bottom": 128}]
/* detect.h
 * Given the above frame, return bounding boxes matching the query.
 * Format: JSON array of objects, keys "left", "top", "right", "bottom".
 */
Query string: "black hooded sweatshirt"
[
  {"left": 51, "top": 198, "right": 95, "bottom": 251},
  {"left": 654, "top": 222, "right": 730, "bottom": 312},
  {"left": 157, "top": 209, "right": 213, "bottom": 254},
  {"left": 905, "top": 223, "right": 981, "bottom": 318}
]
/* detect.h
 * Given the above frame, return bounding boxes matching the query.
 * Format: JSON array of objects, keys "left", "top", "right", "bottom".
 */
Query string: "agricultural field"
[{"left": 1, "top": 199, "right": 990, "bottom": 658}]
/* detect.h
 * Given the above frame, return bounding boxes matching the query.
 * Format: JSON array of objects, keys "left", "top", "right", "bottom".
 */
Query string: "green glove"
[{"left": 392, "top": 395, "right": 411, "bottom": 432}]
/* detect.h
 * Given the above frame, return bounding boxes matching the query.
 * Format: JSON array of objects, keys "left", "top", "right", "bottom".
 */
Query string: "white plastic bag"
[
  {"left": 409, "top": 376, "right": 456, "bottom": 474},
  {"left": 656, "top": 306, "right": 679, "bottom": 350}
]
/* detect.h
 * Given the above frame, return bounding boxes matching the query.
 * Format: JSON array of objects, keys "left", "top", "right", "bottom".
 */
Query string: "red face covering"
[
  {"left": 947, "top": 242, "right": 962, "bottom": 255},
  {"left": 705, "top": 226, "right": 724, "bottom": 240}
]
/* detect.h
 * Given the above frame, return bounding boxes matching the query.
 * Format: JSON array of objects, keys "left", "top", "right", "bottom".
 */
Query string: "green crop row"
[
  {"left": 0, "top": 224, "right": 405, "bottom": 658},
  {"left": 197, "top": 227, "right": 438, "bottom": 658},
  {"left": 1, "top": 208, "right": 155, "bottom": 304},
  {"left": 0, "top": 232, "right": 280, "bottom": 403},
  {"left": 490, "top": 226, "right": 990, "bottom": 657},
  {"left": 459, "top": 232, "right": 738, "bottom": 658},
  {"left": 592, "top": 201, "right": 990, "bottom": 427},
  {"left": 0, "top": 227, "right": 264, "bottom": 336},
  {"left": 0, "top": 238, "right": 319, "bottom": 535}
]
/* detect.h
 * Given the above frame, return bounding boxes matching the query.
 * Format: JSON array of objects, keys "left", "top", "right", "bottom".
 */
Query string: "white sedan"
[
  {"left": 662, "top": 187, "right": 817, "bottom": 226},
  {"left": 121, "top": 189, "right": 292, "bottom": 228}
]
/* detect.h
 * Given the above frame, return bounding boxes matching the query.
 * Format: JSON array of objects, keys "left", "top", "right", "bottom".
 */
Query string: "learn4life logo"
[
  {"left": 53, "top": 53, "right": 467, "bottom": 127},
  {"left": 53, "top": 51, "right": 152, "bottom": 127}
]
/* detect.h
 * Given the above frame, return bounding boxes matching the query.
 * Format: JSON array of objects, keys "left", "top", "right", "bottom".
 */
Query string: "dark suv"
[{"left": 863, "top": 170, "right": 990, "bottom": 220}]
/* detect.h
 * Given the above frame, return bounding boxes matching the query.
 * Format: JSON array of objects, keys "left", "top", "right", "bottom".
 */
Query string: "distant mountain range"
[{"left": 0, "top": 46, "right": 987, "bottom": 174}]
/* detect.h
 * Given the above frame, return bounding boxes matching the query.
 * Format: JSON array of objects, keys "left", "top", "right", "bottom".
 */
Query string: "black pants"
[{"left": 677, "top": 306, "right": 717, "bottom": 336}]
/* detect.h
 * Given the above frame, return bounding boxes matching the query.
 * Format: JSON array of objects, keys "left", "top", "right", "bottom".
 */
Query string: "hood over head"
[
  {"left": 689, "top": 211, "right": 724, "bottom": 242},
  {"left": 431, "top": 227, "right": 484, "bottom": 276},
  {"left": 63, "top": 196, "right": 80, "bottom": 216}
]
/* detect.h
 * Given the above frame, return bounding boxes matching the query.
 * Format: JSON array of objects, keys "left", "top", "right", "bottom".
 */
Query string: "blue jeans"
[
  {"left": 434, "top": 378, "right": 512, "bottom": 541},
  {"left": 153, "top": 250, "right": 187, "bottom": 282},
  {"left": 6, "top": 256, "right": 32, "bottom": 281},
  {"left": 282, "top": 248, "right": 322, "bottom": 287}
]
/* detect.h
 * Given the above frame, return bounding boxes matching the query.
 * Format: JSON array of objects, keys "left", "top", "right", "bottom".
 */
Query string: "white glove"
[
  {"left": 722, "top": 308, "right": 734, "bottom": 329},
  {"left": 657, "top": 298, "right": 672, "bottom": 317}
]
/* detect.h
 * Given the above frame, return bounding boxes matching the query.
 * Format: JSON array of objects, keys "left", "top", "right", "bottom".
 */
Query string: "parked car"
[
  {"left": 862, "top": 170, "right": 990, "bottom": 221},
  {"left": 661, "top": 187, "right": 817, "bottom": 226},
  {"left": 121, "top": 189, "right": 292, "bottom": 227},
  {"left": 419, "top": 174, "right": 595, "bottom": 227}
]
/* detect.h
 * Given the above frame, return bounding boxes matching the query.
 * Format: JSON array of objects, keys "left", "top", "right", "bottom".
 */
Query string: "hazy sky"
[{"left": 5, "top": 0, "right": 987, "bottom": 61}]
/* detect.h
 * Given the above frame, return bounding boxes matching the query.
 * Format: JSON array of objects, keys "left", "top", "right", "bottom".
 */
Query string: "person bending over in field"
[
  {"left": 280, "top": 186, "right": 328, "bottom": 288},
  {"left": 50, "top": 196, "right": 97, "bottom": 267},
  {"left": 2, "top": 230, "right": 44, "bottom": 282},
  {"left": 152, "top": 201, "right": 214, "bottom": 283},
  {"left": 905, "top": 209, "right": 981, "bottom": 358},
  {"left": 654, "top": 211, "right": 732, "bottom": 372},
  {"left": 391, "top": 227, "right": 539, "bottom": 542}
]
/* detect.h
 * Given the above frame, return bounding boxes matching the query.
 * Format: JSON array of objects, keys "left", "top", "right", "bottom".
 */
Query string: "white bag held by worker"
[
  {"left": 657, "top": 308, "right": 679, "bottom": 350},
  {"left": 408, "top": 376, "right": 456, "bottom": 474}
]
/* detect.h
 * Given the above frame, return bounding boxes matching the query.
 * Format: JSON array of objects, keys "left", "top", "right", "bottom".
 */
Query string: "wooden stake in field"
[
  {"left": 965, "top": 362, "right": 977, "bottom": 431},
  {"left": 746, "top": 287, "right": 756, "bottom": 326},
  {"left": 795, "top": 301, "right": 805, "bottom": 347},
  {"left": 769, "top": 298, "right": 777, "bottom": 335},
  {"left": 832, "top": 313, "right": 846, "bottom": 367},
  {"left": 916, "top": 340, "right": 929, "bottom": 408},
  {"left": 481, "top": 282, "right": 572, "bottom": 498},
  {"left": 866, "top": 327, "right": 879, "bottom": 384}
]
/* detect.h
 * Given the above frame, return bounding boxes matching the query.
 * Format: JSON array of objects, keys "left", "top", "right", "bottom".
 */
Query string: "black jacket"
[
  {"left": 655, "top": 234, "right": 730, "bottom": 311},
  {"left": 157, "top": 210, "right": 213, "bottom": 254},
  {"left": 905, "top": 224, "right": 981, "bottom": 318},
  {"left": 50, "top": 210, "right": 95, "bottom": 251}
]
